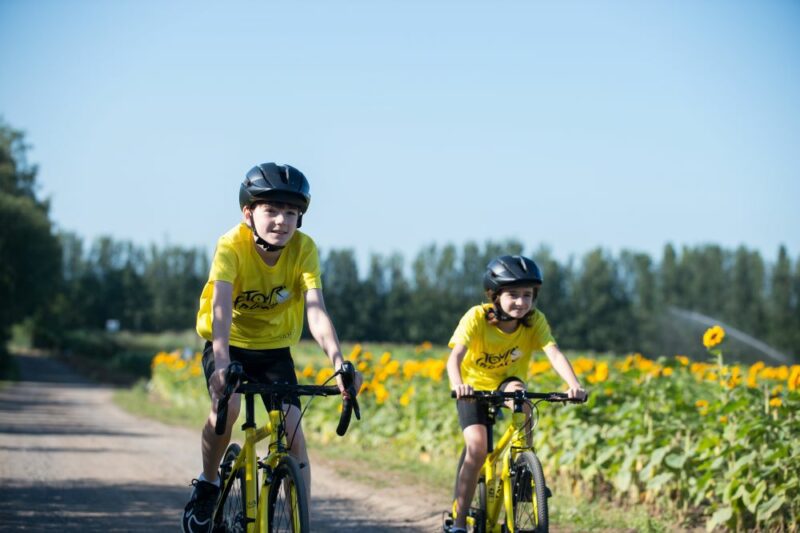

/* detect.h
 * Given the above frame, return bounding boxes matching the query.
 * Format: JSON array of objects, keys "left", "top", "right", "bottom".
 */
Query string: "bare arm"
[
  {"left": 209, "top": 280, "right": 233, "bottom": 399},
  {"left": 304, "top": 288, "right": 365, "bottom": 396},
  {"left": 304, "top": 288, "right": 344, "bottom": 369},
  {"left": 543, "top": 343, "right": 586, "bottom": 399},
  {"left": 447, "top": 344, "right": 473, "bottom": 398}
]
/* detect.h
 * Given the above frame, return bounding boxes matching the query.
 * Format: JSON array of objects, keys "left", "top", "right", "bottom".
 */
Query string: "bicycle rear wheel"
[
  {"left": 510, "top": 451, "right": 548, "bottom": 533},
  {"left": 455, "top": 447, "right": 487, "bottom": 533},
  {"left": 214, "top": 443, "right": 248, "bottom": 533},
  {"left": 267, "top": 455, "right": 309, "bottom": 533}
]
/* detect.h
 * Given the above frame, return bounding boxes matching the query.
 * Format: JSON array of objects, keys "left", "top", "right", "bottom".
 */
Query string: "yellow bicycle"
[
  {"left": 444, "top": 390, "right": 583, "bottom": 533},
  {"left": 211, "top": 361, "right": 360, "bottom": 533}
]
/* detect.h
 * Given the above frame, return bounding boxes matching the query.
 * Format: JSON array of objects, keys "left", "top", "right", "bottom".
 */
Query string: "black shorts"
[
  {"left": 456, "top": 376, "right": 525, "bottom": 430},
  {"left": 202, "top": 341, "right": 301, "bottom": 410}
]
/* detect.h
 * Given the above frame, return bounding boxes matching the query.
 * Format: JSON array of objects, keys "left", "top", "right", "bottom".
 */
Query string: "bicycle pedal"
[{"left": 441, "top": 511, "right": 454, "bottom": 532}]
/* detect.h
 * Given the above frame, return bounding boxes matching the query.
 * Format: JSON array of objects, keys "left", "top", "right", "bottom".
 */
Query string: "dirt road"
[{"left": 0, "top": 353, "right": 448, "bottom": 532}]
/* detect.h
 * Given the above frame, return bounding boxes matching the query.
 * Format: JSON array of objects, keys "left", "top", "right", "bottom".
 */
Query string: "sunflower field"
[{"left": 150, "top": 328, "right": 799, "bottom": 531}]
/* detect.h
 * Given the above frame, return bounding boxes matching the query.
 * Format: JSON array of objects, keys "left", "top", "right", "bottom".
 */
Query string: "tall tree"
[
  {"left": 531, "top": 246, "right": 576, "bottom": 348},
  {"left": 0, "top": 120, "right": 61, "bottom": 364},
  {"left": 382, "top": 253, "right": 412, "bottom": 343},
  {"left": 359, "top": 254, "right": 387, "bottom": 341},
  {"left": 571, "top": 249, "right": 634, "bottom": 352},
  {"left": 767, "top": 246, "right": 795, "bottom": 353},
  {"left": 660, "top": 243, "right": 681, "bottom": 308},
  {"left": 321, "top": 249, "right": 363, "bottom": 340},
  {"left": 686, "top": 245, "right": 728, "bottom": 317},
  {"left": 725, "top": 246, "right": 767, "bottom": 338},
  {"left": 620, "top": 251, "right": 661, "bottom": 355}
]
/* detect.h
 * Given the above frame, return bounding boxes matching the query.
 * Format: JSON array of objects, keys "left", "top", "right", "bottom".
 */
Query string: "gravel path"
[{"left": 0, "top": 353, "right": 447, "bottom": 532}]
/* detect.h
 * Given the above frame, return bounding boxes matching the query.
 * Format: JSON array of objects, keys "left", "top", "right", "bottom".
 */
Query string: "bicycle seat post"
[
  {"left": 243, "top": 392, "right": 256, "bottom": 430},
  {"left": 486, "top": 404, "right": 498, "bottom": 453}
]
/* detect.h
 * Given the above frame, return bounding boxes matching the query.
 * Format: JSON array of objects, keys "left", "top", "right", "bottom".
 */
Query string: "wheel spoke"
[
  {"left": 216, "top": 444, "right": 248, "bottom": 533},
  {"left": 268, "top": 457, "right": 308, "bottom": 533}
]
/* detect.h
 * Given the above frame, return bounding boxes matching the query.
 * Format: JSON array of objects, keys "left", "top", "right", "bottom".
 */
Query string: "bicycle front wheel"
[
  {"left": 215, "top": 443, "right": 248, "bottom": 533},
  {"left": 510, "top": 451, "right": 548, "bottom": 533},
  {"left": 267, "top": 455, "right": 309, "bottom": 533}
]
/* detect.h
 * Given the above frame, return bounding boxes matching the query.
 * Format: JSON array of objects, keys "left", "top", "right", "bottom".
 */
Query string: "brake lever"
[{"left": 340, "top": 361, "right": 361, "bottom": 420}]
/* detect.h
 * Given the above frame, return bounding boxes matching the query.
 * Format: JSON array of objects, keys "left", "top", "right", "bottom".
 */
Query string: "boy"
[
  {"left": 446, "top": 255, "right": 586, "bottom": 533},
  {"left": 182, "top": 162, "right": 357, "bottom": 533}
]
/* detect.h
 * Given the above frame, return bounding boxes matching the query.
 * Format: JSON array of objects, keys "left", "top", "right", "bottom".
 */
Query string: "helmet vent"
[{"left": 279, "top": 166, "right": 290, "bottom": 184}]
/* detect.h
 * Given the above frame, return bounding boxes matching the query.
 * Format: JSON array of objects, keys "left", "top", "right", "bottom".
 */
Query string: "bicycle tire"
[
  {"left": 214, "top": 443, "right": 248, "bottom": 533},
  {"left": 455, "top": 447, "right": 487, "bottom": 533},
  {"left": 510, "top": 451, "right": 548, "bottom": 533},
  {"left": 267, "top": 455, "right": 309, "bottom": 533}
]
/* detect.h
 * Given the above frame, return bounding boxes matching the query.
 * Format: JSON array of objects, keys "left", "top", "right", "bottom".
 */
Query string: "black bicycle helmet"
[
  {"left": 483, "top": 255, "right": 543, "bottom": 292},
  {"left": 239, "top": 163, "right": 311, "bottom": 213}
]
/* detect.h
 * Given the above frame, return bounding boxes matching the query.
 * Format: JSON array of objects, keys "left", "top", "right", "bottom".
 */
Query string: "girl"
[{"left": 446, "top": 255, "right": 586, "bottom": 533}]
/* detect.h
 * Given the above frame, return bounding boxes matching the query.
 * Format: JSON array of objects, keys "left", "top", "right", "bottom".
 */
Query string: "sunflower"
[{"left": 703, "top": 325, "right": 725, "bottom": 349}]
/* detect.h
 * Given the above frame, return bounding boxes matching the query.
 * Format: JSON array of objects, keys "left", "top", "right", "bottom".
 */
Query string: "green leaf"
[
  {"left": 720, "top": 397, "right": 748, "bottom": 415},
  {"left": 742, "top": 480, "right": 766, "bottom": 514},
  {"left": 730, "top": 451, "right": 756, "bottom": 476},
  {"left": 613, "top": 469, "right": 632, "bottom": 493},
  {"left": 708, "top": 455, "right": 725, "bottom": 472},
  {"left": 756, "top": 494, "right": 785, "bottom": 522},
  {"left": 665, "top": 452, "right": 687, "bottom": 470},
  {"left": 594, "top": 445, "right": 618, "bottom": 466},
  {"left": 646, "top": 472, "right": 673, "bottom": 491},
  {"left": 639, "top": 445, "right": 671, "bottom": 481},
  {"left": 580, "top": 464, "right": 598, "bottom": 481},
  {"left": 706, "top": 507, "right": 733, "bottom": 532}
]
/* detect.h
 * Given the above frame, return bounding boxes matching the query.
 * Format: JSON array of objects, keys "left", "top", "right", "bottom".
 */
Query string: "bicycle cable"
[{"left": 284, "top": 370, "right": 343, "bottom": 453}]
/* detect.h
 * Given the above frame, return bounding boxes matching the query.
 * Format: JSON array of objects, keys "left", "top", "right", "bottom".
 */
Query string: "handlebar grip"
[
  {"left": 214, "top": 362, "right": 244, "bottom": 435},
  {"left": 335, "top": 361, "right": 360, "bottom": 436},
  {"left": 336, "top": 398, "right": 353, "bottom": 436}
]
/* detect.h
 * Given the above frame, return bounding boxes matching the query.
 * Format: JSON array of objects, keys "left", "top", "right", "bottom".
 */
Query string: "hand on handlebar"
[
  {"left": 452, "top": 383, "right": 474, "bottom": 399},
  {"left": 335, "top": 362, "right": 362, "bottom": 399},
  {"left": 209, "top": 368, "right": 228, "bottom": 400},
  {"left": 566, "top": 385, "right": 588, "bottom": 402}
]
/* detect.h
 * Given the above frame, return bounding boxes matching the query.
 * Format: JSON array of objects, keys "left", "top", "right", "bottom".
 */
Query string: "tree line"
[
  {"left": 320, "top": 242, "right": 800, "bottom": 360},
  {"left": 2, "top": 119, "right": 799, "bottom": 366}
]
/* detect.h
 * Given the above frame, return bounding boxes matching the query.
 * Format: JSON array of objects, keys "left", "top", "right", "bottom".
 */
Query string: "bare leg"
[
  {"left": 201, "top": 393, "right": 241, "bottom": 482},
  {"left": 284, "top": 404, "right": 311, "bottom": 503},
  {"left": 454, "top": 424, "right": 488, "bottom": 529}
]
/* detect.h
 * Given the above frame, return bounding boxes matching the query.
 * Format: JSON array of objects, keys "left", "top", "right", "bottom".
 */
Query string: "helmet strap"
[
  {"left": 492, "top": 302, "right": 516, "bottom": 322},
  {"left": 246, "top": 216, "right": 285, "bottom": 253}
]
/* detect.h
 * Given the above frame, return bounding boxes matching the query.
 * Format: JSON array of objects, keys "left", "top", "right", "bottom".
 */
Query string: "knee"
[
  {"left": 225, "top": 402, "right": 241, "bottom": 428},
  {"left": 465, "top": 442, "right": 487, "bottom": 464},
  {"left": 209, "top": 396, "right": 240, "bottom": 434}
]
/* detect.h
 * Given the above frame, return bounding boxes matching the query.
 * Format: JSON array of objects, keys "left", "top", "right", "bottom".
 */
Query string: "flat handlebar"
[
  {"left": 215, "top": 361, "right": 361, "bottom": 435},
  {"left": 450, "top": 389, "right": 587, "bottom": 403}
]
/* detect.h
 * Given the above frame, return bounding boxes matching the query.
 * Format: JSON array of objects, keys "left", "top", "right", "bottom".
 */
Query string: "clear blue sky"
[{"left": 2, "top": 1, "right": 799, "bottom": 268}]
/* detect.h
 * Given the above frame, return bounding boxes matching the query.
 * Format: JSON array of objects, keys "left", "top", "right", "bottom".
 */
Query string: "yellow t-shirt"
[
  {"left": 449, "top": 304, "right": 557, "bottom": 390},
  {"left": 196, "top": 223, "right": 322, "bottom": 349}
]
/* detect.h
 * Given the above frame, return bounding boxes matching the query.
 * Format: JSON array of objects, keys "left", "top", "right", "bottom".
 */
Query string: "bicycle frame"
[
  {"left": 212, "top": 361, "right": 359, "bottom": 533},
  {"left": 219, "top": 394, "right": 300, "bottom": 532},
  {"left": 449, "top": 389, "right": 582, "bottom": 533},
  {"left": 484, "top": 410, "right": 531, "bottom": 533},
  {"left": 457, "top": 407, "right": 531, "bottom": 533}
]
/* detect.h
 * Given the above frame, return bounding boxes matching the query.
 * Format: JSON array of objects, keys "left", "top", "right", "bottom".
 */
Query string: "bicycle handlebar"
[
  {"left": 450, "top": 389, "right": 587, "bottom": 403},
  {"left": 336, "top": 361, "right": 361, "bottom": 436},
  {"left": 214, "top": 361, "right": 361, "bottom": 436}
]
